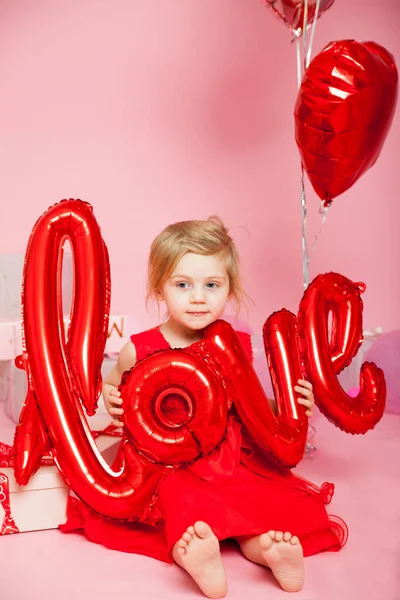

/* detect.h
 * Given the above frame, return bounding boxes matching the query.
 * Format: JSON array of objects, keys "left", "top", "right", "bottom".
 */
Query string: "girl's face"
[{"left": 158, "top": 252, "right": 231, "bottom": 331}]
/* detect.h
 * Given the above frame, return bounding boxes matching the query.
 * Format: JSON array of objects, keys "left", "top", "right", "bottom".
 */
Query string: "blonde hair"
[{"left": 146, "top": 216, "right": 247, "bottom": 313}]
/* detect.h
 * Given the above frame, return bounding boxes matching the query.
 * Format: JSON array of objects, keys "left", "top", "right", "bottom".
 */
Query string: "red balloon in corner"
[{"left": 295, "top": 40, "right": 398, "bottom": 205}]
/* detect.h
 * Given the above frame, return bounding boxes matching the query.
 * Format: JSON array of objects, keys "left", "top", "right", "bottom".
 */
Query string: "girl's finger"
[
  {"left": 110, "top": 390, "right": 121, "bottom": 397},
  {"left": 110, "top": 397, "right": 123, "bottom": 406},
  {"left": 299, "top": 394, "right": 314, "bottom": 402},
  {"left": 113, "top": 419, "right": 124, "bottom": 428},
  {"left": 297, "top": 379, "right": 313, "bottom": 390},
  {"left": 294, "top": 386, "right": 312, "bottom": 398},
  {"left": 297, "top": 398, "right": 313, "bottom": 407},
  {"left": 110, "top": 407, "right": 124, "bottom": 415}
]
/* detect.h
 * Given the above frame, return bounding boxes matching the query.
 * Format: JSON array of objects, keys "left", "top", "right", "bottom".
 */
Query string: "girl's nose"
[{"left": 190, "top": 287, "right": 206, "bottom": 303}]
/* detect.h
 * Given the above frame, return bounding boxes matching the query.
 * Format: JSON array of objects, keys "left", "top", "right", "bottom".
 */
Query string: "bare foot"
[
  {"left": 172, "top": 521, "right": 227, "bottom": 599},
  {"left": 260, "top": 530, "right": 304, "bottom": 592}
]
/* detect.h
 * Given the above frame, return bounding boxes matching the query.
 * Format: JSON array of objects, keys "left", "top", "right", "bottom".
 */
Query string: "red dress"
[{"left": 61, "top": 327, "right": 348, "bottom": 562}]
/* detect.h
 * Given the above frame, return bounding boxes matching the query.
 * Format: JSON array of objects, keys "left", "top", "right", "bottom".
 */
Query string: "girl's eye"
[
  {"left": 176, "top": 282, "right": 190, "bottom": 289},
  {"left": 206, "top": 282, "right": 219, "bottom": 289}
]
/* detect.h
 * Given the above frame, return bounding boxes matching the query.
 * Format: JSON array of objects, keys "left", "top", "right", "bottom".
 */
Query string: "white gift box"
[
  {"left": 0, "top": 360, "right": 12, "bottom": 409},
  {"left": 2, "top": 360, "right": 27, "bottom": 423},
  {"left": 0, "top": 433, "right": 121, "bottom": 535},
  {"left": 0, "top": 322, "right": 16, "bottom": 361},
  {"left": 0, "top": 466, "right": 69, "bottom": 533}
]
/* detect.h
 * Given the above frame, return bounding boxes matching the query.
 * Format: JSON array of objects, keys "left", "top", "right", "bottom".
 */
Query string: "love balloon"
[
  {"left": 13, "top": 200, "right": 385, "bottom": 520},
  {"left": 295, "top": 40, "right": 398, "bottom": 205},
  {"left": 14, "top": 200, "right": 111, "bottom": 479},
  {"left": 266, "top": 0, "right": 335, "bottom": 35}
]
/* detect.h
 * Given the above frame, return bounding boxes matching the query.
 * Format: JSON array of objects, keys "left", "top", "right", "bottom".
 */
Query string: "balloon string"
[
  {"left": 311, "top": 203, "right": 329, "bottom": 254},
  {"left": 300, "top": 167, "right": 309, "bottom": 289},
  {"left": 297, "top": 1, "right": 310, "bottom": 290},
  {"left": 302, "top": 0, "right": 309, "bottom": 70},
  {"left": 305, "top": 0, "right": 321, "bottom": 67},
  {"left": 295, "top": 34, "right": 303, "bottom": 87},
  {"left": 296, "top": 0, "right": 322, "bottom": 290}
]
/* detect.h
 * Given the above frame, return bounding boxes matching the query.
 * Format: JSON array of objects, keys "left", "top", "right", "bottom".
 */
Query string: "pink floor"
[{"left": 0, "top": 409, "right": 399, "bottom": 600}]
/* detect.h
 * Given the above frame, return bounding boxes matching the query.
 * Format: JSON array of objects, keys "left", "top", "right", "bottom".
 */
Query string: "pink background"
[{"left": 0, "top": 0, "right": 399, "bottom": 335}]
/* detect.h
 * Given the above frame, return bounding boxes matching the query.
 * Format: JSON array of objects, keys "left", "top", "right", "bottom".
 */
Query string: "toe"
[
  {"left": 194, "top": 521, "right": 212, "bottom": 539},
  {"left": 267, "top": 530, "right": 275, "bottom": 539},
  {"left": 283, "top": 532, "right": 292, "bottom": 542},
  {"left": 274, "top": 531, "right": 284, "bottom": 542},
  {"left": 290, "top": 536, "right": 300, "bottom": 545},
  {"left": 182, "top": 532, "right": 192, "bottom": 543},
  {"left": 259, "top": 532, "right": 274, "bottom": 551},
  {"left": 187, "top": 525, "right": 195, "bottom": 535}
]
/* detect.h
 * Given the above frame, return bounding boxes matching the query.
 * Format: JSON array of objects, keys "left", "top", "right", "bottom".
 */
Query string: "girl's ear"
[{"left": 156, "top": 290, "right": 164, "bottom": 301}]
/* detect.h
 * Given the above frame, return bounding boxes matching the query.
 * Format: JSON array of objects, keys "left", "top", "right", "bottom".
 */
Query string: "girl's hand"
[
  {"left": 294, "top": 379, "right": 314, "bottom": 418},
  {"left": 106, "top": 388, "right": 124, "bottom": 428}
]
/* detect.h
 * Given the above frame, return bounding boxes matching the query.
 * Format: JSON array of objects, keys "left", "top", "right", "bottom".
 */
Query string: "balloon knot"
[
  {"left": 356, "top": 281, "right": 367, "bottom": 294},
  {"left": 14, "top": 354, "right": 25, "bottom": 370}
]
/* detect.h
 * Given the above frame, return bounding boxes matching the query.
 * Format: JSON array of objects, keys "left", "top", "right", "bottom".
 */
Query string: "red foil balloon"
[
  {"left": 266, "top": 0, "right": 335, "bottom": 35},
  {"left": 67, "top": 238, "right": 111, "bottom": 416},
  {"left": 14, "top": 200, "right": 386, "bottom": 521},
  {"left": 13, "top": 383, "right": 51, "bottom": 480},
  {"left": 295, "top": 40, "right": 398, "bottom": 205},
  {"left": 13, "top": 200, "right": 232, "bottom": 519},
  {"left": 203, "top": 320, "right": 308, "bottom": 468},
  {"left": 121, "top": 349, "right": 228, "bottom": 465},
  {"left": 14, "top": 199, "right": 111, "bottom": 484},
  {"left": 13, "top": 199, "right": 170, "bottom": 518},
  {"left": 298, "top": 273, "right": 386, "bottom": 433}
]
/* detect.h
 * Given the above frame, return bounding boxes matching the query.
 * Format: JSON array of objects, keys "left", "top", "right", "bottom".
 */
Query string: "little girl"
[{"left": 62, "top": 217, "right": 347, "bottom": 598}]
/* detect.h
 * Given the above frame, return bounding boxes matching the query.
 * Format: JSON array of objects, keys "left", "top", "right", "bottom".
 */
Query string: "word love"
[{"left": 13, "top": 200, "right": 385, "bottom": 521}]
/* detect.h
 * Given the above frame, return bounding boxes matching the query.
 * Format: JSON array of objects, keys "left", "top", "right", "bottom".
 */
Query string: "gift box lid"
[{"left": 1, "top": 466, "right": 67, "bottom": 493}]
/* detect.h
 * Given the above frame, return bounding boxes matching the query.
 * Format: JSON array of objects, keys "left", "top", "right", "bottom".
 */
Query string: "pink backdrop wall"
[{"left": 0, "top": 0, "right": 399, "bottom": 335}]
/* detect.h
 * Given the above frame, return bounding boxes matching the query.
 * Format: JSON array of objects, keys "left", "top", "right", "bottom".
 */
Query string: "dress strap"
[{"left": 130, "top": 327, "right": 170, "bottom": 362}]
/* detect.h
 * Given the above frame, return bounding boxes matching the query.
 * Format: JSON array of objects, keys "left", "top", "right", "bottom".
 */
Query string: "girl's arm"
[{"left": 103, "top": 341, "right": 137, "bottom": 427}]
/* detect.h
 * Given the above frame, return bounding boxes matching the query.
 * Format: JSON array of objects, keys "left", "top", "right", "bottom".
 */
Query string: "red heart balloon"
[
  {"left": 294, "top": 40, "right": 398, "bottom": 205},
  {"left": 266, "top": 0, "right": 335, "bottom": 34}
]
